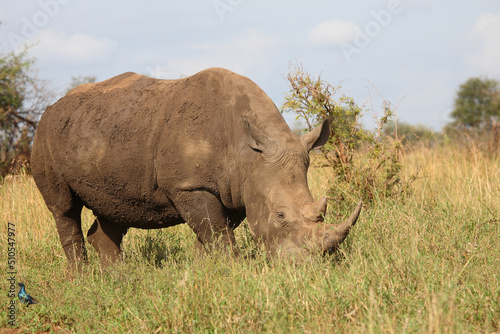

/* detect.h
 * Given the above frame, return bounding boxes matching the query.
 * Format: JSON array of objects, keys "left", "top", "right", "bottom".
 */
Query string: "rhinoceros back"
[{"left": 32, "top": 68, "right": 275, "bottom": 226}]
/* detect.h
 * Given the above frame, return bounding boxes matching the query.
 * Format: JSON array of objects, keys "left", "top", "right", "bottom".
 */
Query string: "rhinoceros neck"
[{"left": 216, "top": 70, "right": 299, "bottom": 212}]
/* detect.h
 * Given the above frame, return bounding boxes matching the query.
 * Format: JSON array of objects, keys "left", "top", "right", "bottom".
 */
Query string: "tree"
[
  {"left": 449, "top": 77, "right": 500, "bottom": 152},
  {"left": 451, "top": 77, "right": 500, "bottom": 129},
  {"left": 0, "top": 49, "right": 53, "bottom": 175}
]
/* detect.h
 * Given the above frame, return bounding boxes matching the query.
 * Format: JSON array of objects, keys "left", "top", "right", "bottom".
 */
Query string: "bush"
[
  {"left": 383, "top": 121, "right": 441, "bottom": 148},
  {"left": 282, "top": 64, "right": 412, "bottom": 203},
  {"left": 443, "top": 124, "right": 499, "bottom": 157}
]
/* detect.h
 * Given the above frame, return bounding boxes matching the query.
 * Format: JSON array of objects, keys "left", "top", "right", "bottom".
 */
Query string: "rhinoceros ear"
[
  {"left": 300, "top": 118, "right": 332, "bottom": 152},
  {"left": 242, "top": 117, "right": 273, "bottom": 152}
]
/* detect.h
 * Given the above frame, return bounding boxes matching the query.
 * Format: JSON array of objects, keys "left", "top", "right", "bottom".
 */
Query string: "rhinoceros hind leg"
[
  {"left": 53, "top": 204, "right": 87, "bottom": 271},
  {"left": 87, "top": 217, "right": 128, "bottom": 265},
  {"left": 35, "top": 170, "right": 87, "bottom": 271}
]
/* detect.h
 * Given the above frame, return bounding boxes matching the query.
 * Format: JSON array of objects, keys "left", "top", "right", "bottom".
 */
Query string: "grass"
[{"left": 1, "top": 144, "right": 499, "bottom": 333}]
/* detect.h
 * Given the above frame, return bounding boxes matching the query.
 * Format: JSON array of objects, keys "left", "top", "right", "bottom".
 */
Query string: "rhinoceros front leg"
[
  {"left": 176, "top": 190, "right": 238, "bottom": 253},
  {"left": 87, "top": 217, "right": 128, "bottom": 266}
]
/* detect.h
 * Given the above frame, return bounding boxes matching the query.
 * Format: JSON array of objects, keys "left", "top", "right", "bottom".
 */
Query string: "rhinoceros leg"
[
  {"left": 53, "top": 203, "right": 87, "bottom": 270},
  {"left": 87, "top": 217, "right": 128, "bottom": 265},
  {"left": 176, "top": 190, "right": 238, "bottom": 253},
  {"left": 34, "top": 165, "right": 87, "bottom": 270}
]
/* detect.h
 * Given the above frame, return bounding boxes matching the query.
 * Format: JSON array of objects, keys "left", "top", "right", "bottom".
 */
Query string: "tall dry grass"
[{"left": 0, "top": 144, "right": 498, "bottom": 333}]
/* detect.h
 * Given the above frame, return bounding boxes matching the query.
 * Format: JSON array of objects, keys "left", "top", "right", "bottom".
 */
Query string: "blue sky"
[{"left": 1, "top": 0, "right": 500, "bottom": 129}]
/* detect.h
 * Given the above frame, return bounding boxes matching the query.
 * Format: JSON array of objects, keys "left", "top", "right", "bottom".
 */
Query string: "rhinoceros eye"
[{"left": 277, "top": 212, "right": 285, "bottom": 219}]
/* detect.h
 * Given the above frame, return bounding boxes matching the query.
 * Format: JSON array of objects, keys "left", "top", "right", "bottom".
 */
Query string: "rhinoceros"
[{"left": 31, "top": 67, "right": 362, "bottom": 268}]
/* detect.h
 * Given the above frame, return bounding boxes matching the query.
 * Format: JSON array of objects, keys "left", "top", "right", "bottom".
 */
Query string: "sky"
[{"left": 1, "top": 0, "right": 500, "bottom": 130}]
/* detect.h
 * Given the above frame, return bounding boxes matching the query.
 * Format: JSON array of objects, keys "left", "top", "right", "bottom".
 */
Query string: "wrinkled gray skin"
[{"left": 31, "top": 68, "right": 362, "bottom": 268}]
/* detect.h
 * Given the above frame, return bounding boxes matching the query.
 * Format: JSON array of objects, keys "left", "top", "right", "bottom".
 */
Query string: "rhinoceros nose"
[{"left": 317, "top": 197, "right": 327, "bottom": 215}]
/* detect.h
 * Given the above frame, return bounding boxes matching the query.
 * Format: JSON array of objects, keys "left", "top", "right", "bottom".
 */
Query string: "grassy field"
[{"left": 1, "top": 144, "right": 499, "bottom": 333}]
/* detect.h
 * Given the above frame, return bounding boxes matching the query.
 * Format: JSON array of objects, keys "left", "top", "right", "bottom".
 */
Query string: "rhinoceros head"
[{"left": 241, "top": 117, "right": 362, "bottom": 258}]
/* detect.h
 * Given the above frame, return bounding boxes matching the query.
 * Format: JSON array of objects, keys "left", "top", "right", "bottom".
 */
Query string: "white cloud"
[
  {"left": 467, "top": 13, "right": 500, "bottom": 74},
  {"left": 308, "top": 20, "right": 359, "bottom": 47},
  {"left": 32, "top": 29, "right": 116, "bottom": 63},
  {"left": 147, "top": 29, "right": 275, "bottom": 79}
]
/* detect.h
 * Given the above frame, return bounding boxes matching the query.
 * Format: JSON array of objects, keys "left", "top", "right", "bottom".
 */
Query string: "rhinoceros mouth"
[{"left": 266, "top": 201, "right": 363, "bottom": 258}]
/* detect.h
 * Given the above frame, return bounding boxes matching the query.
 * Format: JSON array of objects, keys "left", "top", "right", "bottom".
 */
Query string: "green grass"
[{"left": 1, "top": 145, "right": 499, "bottom": 333}]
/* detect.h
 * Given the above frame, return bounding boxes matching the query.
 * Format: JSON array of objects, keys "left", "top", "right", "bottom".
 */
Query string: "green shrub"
[{"left": 282, "top": 64, "right": 411, "bottom": 203}]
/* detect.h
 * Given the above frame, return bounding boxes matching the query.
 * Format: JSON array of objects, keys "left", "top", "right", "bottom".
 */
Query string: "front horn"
[{"left": 317, "top": 201, "right": 363, "bottom": 253}]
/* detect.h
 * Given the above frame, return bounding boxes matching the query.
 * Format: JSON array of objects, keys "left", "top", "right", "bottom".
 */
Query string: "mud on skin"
[{"left": 31, "top": 67, "right": 362, "bottom": 268}]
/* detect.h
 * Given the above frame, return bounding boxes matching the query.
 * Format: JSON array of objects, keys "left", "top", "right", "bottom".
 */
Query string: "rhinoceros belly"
[{"left": 71, "top": 177, "right": 184, "bottom": 229}]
